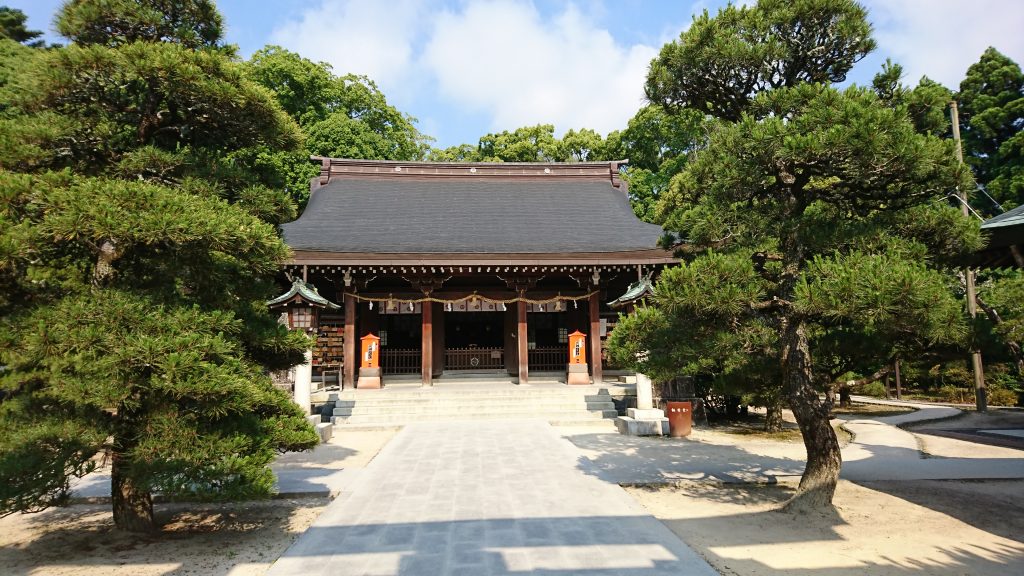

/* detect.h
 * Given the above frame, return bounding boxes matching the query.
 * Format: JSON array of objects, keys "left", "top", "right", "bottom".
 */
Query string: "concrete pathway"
[
  {"left": 840, "top": 396, "right": 1024, "bottom": 481},
  {"left": 268, "top": 420, "right": 718, "bottom": 576}
]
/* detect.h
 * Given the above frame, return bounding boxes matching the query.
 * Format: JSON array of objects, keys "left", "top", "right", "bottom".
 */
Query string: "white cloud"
[
  {"left": 269, "top": 0, "right": 425, "bottom": 89},
  {"left": 864, "top": 0, "right": 1024, "bottom": 89},
  {"left": 420, "top": 0, "right": 657, "bottom": 136}
]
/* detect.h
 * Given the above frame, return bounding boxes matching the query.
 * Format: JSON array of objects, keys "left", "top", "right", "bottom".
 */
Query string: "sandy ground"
[
  {"left": 627, "top": 479, "right": 1024, "bottom": 576},
  {"left": 619, "top": 403, "right": 1024, "bottom": 576},
  {"left": 0, "top": 430, "right": 396, "bottom": 576}
]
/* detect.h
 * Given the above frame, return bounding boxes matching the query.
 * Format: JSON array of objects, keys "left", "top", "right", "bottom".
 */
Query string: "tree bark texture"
[
  {"left": 780, "top": 319, "right": 841, "bottom": 512},
  {"left": 110, "top": 453, "right": 154, "bottom": 532},
  {"left": 764, "top": 403, "right": 784, "bottom": 432}
]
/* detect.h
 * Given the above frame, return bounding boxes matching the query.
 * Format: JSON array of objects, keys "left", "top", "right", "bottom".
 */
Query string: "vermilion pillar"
[
  {"left": 343, "top": 294, "right": 356, "bottom": 389},
  {"left": 421, "top": 299, "right": 433, "bottom": 387},
  {"left": 589, "top": 291, "right": 602, "bottom": 384},
  {"left": 517, "top": 297, "right": 528, "bottom": 385}
]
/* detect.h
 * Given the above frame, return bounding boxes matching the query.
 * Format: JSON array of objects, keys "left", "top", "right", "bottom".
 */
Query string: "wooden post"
[
  {"left": 894, "top": 358, "right": 902, "bottom": 401},
  {"left": 951, "top": 101, "right": 987, "bottom": 412},
  {"left": 421, "top": 299, "right": 433, "bottom": 387},
  {"left": 343, "top": 294, "right": 356, "bottom": 389},
  {"left": 517, "top": 297, "right": 528, "bottom": 385},
  {"left": 589, "top": 291, "right": 602, "bottom": 384}
]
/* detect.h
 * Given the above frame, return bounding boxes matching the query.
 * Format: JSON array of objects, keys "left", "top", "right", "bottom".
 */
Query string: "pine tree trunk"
[
  {"left": 764, "top": 403, "right": 783, "bottom": 432},
  {"left": 780, "top": 319, "right": 841, "bottom": 513},
  {"left": 111, "top": 453, "right": 154, "bottom": 532},
  {"left": 839, "top": 385, "right": 852, "bottom": 407}
]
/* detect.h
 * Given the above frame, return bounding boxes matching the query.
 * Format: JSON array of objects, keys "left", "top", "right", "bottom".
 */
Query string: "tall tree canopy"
[
  {"left": 0, "top": 6, "right": 43, "bottom": 47},
  {"left": 645, "top": 0, "right": 875, "bottom": 121},
  {"left": 55, "top": 0, "right": 224, "bottom": 50},
  {"left": 245, "top": 45, "right": 430, "bottom": 205},
  {"left": 608, "top": 0, "right": 979, "bottom": 511},
  {"left": 958, "top": 47, "right": 1024, "bottom": 210},
  {"left": 0, "top": 0, "right": 318, "bottom": 532}
]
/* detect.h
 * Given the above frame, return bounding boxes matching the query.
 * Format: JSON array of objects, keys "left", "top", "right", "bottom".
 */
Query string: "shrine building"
[{"left": 271, "top": 157, "right": 675, "bottom": 389}]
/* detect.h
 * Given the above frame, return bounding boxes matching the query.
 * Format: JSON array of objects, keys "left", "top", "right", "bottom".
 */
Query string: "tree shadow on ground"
[
  {"left": 629, "top": 482, "right": 1024, "bottom": 575},
  {"left": 2, "top": 498, "right": 328, "bottom": 576},
  {"left": 568, "top": 431, "right": 807, "bottom": 485},
  {"left": 856, "top": 478, "right": 1024, "bottom": 543}
]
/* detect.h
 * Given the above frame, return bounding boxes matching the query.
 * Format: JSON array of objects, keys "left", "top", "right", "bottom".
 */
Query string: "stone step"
[
  {"left": 334, "top": 388, "right": 615, "bottom": 399},
  {"left": 331, "top": 397, "right": 615, "bottom": 409},
  {"left": 333, "top": 402, "right": 617, "bottom": 417},
  {"left": 332, "top": 409, "right": 619, "bottom": 425}
]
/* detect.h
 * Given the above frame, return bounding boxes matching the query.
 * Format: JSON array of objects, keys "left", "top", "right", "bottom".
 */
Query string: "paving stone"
[{"left": 267, "top": 420, "right": 718, "bottom": 576}]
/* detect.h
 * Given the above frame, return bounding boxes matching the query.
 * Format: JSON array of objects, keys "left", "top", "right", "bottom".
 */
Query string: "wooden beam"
[
  {"left": 343, "top": 294, "right": 356, "bottom": 389},
  {"left": 517, "top": 298, "right": 528, "bottom": 385},
  {"left": 589, "top": 291, "right": 602, "bottom": 385},
  {"left": 421, "top": 300, "right": 433, "bottom": 387}
]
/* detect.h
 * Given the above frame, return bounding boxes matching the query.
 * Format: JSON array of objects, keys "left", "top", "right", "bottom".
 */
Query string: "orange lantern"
[
  {"left": 357, "top": 333, "right": 382, "bottom": 389},
  {"left": 568, "top": 331, "right": 586, "bottom": 364},
  {"left": 360, "top": 333, "right": 380, "bottom": 369},
  {"left": 567, "top": 330, "right": 590, "bottom": 385}
]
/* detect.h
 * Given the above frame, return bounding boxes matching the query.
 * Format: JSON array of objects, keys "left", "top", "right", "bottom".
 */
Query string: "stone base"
[
  {"left": 628, "top": 408, "right": 665, "bottom": 419},
  {"left": 567, "top": 363, "right": 591, "bottom": 385},
  {"left": 306, "top": 415, "right": 333, "bottom": 443},
  {"left": 357, "top": 367, "right": 382, "bottom": 389},
  {"left": 615, "top": 411, "right": 670, "bottom": 436}
]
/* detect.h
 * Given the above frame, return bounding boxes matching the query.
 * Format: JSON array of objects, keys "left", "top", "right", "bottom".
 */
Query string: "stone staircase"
[{"left": 329, "top": 382, "right": 620, "bottom": 429}]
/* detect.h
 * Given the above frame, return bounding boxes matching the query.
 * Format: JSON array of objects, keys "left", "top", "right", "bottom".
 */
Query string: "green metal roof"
[
  {"left": 267, "top": 279, "right": 340, "bottom": 309},
  {"left": 608, "top": 273, "right": 655, "bottom": 308}
]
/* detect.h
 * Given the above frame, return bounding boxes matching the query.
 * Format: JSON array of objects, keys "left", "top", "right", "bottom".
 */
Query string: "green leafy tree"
[
  {"left": 958, "top": 47, "right": 1024, "bottom": 209},
  {"left": 609, "top": 105, "right": 707, "bottom": 222},
  {"left": 0, "top": 6, "right": 43, "bottom": 47},
  {"left": 0, "top": 1, "right": 318, "bottom": 532},
  {"left": 609, "top": 0, "right": 979, "bottom": 511},
  {"left": 246, "top": 45, "right": 430, "bottom": 205}
]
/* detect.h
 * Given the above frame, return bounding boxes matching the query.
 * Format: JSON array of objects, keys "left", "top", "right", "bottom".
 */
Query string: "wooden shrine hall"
[{"left": 271, "top": 157, "right": 676, "bottom": 388}]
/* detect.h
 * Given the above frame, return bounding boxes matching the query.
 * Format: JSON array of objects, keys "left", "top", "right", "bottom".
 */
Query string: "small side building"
[{"left": 276, "top": 157, "right": 675, "bottom": 388}]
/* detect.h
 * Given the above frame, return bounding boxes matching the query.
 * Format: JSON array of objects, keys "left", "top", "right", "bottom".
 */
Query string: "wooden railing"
[
  {"left": 445, "top": 347, "right": 504, "bottom": 371},
  {"left": 528, "top": 346, "right": 567, "bottom": 371},
  {"left": 381, "top": 348, "right": 420, "bottom": 374}
]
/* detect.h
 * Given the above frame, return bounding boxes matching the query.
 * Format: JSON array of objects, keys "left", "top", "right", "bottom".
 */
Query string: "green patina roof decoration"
[
  {"left": 267, "top": 279, "right": 340, "bottom": 309},
  {"left": 608, "top": 272, "right": 655, "bottom": 309}
]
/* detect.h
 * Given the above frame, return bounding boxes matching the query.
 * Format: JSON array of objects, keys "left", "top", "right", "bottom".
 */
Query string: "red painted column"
[
  {"left": 421, "top": 299, "right": 433, "bottom": 387},
  {"left": 589, "top": 291, "right": 602, "bottom": 384},
  {"left": 343, "top": 294, "right": 356, "bottom": 389},
  {"left": 517, "top": 297, "right": 529, "bottom": 385}
]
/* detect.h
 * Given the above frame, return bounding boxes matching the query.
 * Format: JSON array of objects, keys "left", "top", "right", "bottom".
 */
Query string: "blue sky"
[{"left": 11, "top": 1, "right": 1024, "bottom": 148}]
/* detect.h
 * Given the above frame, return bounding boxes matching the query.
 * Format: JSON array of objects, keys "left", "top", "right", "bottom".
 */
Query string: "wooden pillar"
[
  {"left": 517, "top": 297, "right": 528, "bottom": 385},
  {"left": 343, "top": 295, "right": 356, "bottom": 389},
  {"left": 589, "top": 291, "right": 602, "bottom": 384},
  {"left": 421, "top": 300, "right": 433, "bottom": 387},
  {"left": 432, "top": 302, "right": 444, "bottom": 377}
]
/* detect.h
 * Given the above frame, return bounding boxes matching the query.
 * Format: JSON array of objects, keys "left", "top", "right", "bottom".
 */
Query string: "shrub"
[
  {"left": 938, "top": 385, "right": 969, "bottom": 403},
  {"left": 861, "top": 381, "right": 887, "bottom": 398},
  {"left": 988, "top": 388, "right": 1020, "bottom": 407}
]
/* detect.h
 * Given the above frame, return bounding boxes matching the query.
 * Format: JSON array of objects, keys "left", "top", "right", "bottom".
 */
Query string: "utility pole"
[{"left": 951, "top": 101, "right": 987, "bottom": 412}]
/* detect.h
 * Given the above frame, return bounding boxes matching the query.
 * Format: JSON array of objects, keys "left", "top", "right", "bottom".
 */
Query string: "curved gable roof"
[{"left": 281, "top": 160, "right": 665, "bottom": 255}]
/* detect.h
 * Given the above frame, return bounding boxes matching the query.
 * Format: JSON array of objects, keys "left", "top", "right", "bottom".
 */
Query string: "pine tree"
[
  {"left": 609, "top": 0, "right": 980, "bottom": 511},
  {"left": 0, "top": 0, "right": 318, "bottom": 532}
]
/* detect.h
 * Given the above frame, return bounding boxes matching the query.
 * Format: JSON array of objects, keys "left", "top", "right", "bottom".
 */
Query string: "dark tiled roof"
[
  {"left": 981, "top": 203, "right": 1024, "bottom": 230},
  {"left": 281, "top": 176, "right": 665, "bottom": 254}
]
